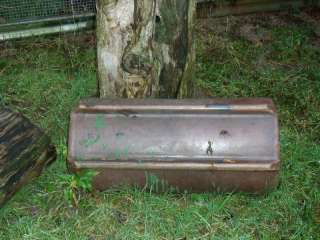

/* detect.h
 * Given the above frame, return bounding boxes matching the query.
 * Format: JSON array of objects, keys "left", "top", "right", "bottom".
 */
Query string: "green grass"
[{"left": 0, "top": 12, "right": 320, "bottom": 239}]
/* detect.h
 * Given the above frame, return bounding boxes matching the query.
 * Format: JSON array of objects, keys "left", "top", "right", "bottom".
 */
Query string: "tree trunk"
[
  {"left": 96, "top": 0, "right": 196, "bottom": 98},
  {"left": 0, "top": 107, "right": 56, "bottom": 207}
]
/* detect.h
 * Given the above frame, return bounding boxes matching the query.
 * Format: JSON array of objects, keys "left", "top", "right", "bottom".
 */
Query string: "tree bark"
[
  {"left": 96, "top": 0, "right": 196, "bottom": 98},
  {"left": 0, "top": 107, "right": 56, "bottom": 207}
]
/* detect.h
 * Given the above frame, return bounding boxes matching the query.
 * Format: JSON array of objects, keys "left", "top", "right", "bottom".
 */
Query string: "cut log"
[
  {"left": 96, "top": 0, "right": 196, "bottom": 98},
  {"left": 0, "top": 107, "right": 56, "bottom": 207}
]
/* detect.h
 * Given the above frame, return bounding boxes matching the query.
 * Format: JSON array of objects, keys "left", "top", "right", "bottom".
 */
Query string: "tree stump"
[
  {"left": 0, "top": 107, "right": 56, "bottom": 207},
  {"left": 96, "top": 0, "right": 196, "bottom": 98}
]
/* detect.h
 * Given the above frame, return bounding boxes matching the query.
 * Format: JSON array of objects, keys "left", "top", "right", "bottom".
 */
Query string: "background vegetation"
[{"left": 0, "top": 10, "right": 319, "bottom": 239}]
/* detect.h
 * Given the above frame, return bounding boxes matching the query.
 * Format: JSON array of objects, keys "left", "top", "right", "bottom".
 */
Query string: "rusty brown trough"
[{"left": 67, "top": 98, "right": 279, "bottom": 193}]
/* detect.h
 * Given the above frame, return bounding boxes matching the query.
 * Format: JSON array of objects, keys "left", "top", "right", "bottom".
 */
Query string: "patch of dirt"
[
  {"left": 197, "top": 8, "right": 320, "bottom": 48},
  {"left": 313, "top": 28, "right": 320, "bottom": 37},
  {"left": 111, "top": 208, "right": 127, "bottom": 224},
  {"left": 238, "top": 23, "right": 272, "bottom": 45},
  {"left": 310, "top": 37, "right": 320, "bottom": 48},
  {"left": 0, "top": 48, "right": 17, "bottom": 58},
  {"left": 295, "top": 11, "right": 320, "bottom": 37},
  {"left": 266, "top": 14, "right": 288, "bottom": 27},
  {"left": 28, "top": 205, "right": 39, "bottom": 216},
  {"left": 305, "top": 7, "right": 320, "bottom": 21},
  {"left": 0, "top": 41, "right": 17, "bottom": 58},
  {"left": 196, "top": 13, "right": 279, "bottom": 41}
]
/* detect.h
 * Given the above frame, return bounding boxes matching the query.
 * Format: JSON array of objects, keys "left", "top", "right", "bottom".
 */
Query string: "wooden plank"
[{"left": 0, "top": 107, "right": 56, "bottom": 207}]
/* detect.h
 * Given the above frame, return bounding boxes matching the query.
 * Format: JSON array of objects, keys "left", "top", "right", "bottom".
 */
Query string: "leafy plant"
[{"left": 60, "top": 170, "right": 98, "bottom": 207}]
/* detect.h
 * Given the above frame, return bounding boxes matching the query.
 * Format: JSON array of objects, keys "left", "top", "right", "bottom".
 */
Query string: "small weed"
[{"left": 60, "top": 170, "right": 98, "bottom": 207}]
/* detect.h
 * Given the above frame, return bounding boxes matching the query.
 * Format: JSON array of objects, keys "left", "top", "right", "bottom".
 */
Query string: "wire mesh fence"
[
  {"left": 0, "top": 0, "right": 95, "bottom": 24},
  {"left": 0, "top": 0, "right": 318, "bottom": 40},
  {"left": 1, "top": 0, "right": 320, "bottom": 25}
]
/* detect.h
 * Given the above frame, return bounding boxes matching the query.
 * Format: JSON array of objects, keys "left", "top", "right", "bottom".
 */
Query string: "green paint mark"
[
  {"left": 112, "top": 146, "right": 130, "bottom": 159},
  {"left": 79, "top": 133, "right": 101, "bottom": 148},
  {"left": 114, "top": 148, "right": 122, "bottom": 159},
  {"left": 122, "top": 146, "right": 129, "bottom": 159},
  {"left": 95, "top": 115, "right": 105, "bottom": 130}
]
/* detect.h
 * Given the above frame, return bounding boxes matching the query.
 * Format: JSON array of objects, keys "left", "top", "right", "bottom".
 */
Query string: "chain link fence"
[
  {"left": 0, "top": 0, "right": 95, "bottom": 24},
  {"left": 0, "top": 0, "right": 96, "bottom": 40}
]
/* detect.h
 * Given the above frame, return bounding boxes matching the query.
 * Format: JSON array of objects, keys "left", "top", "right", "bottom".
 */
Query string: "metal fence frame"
[{"left": 0, "top": 13, "right": 95, "bottom": 40}]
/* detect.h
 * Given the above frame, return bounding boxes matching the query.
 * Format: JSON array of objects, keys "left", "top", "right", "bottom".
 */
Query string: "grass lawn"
[{"left": 0, "top": 10, "right": 320, "bottom": 239}]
